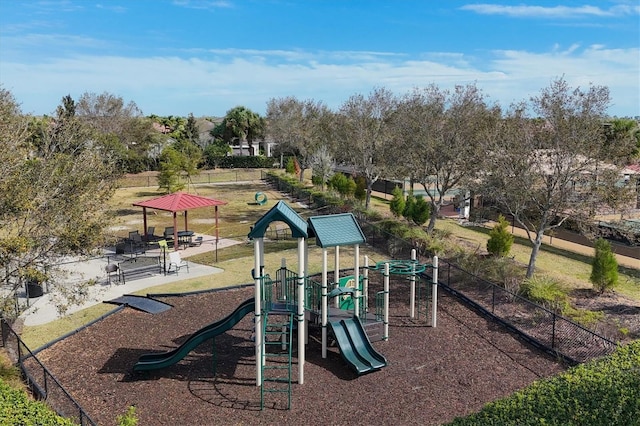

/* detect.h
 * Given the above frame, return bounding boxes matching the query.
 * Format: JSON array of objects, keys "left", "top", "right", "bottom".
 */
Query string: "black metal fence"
[
  {"left": 357, "top": 218, "right": 618, "bottom": 364},
  {"left": 1, "top": 319, "right": 97, "bottom": 426}
]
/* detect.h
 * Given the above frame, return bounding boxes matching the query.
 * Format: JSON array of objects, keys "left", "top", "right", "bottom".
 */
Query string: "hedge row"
[
  {"left": 448, "top": 340, "right": 640, "bottom": 426},
  {"left": 0, "top": 379, "right": 75, "bottom": 425},
  {"left": 209, "top": 155, "right": 276, "bottom": 169}
]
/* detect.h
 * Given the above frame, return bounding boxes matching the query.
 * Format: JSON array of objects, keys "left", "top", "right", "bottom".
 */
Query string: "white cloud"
[
  {"left": 460, "top": 3, "right": 640, "bottom": 18},
  {"left": 1, "top": 45, "right": 638, "bottom": 117},
  {"left": 172, "top": 0, "right": 233, "bottom": 10}
]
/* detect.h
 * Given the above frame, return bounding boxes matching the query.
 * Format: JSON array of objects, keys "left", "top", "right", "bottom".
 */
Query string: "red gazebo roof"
[
  {"left": 133, "top": 192, "right": 227, "bottom": 212},
  {"left": 132, "top": 192, "right": 227, "bottom": 250}
]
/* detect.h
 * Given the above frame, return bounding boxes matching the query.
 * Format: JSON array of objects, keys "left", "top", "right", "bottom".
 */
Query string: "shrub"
[
  {"left": 402, "top": 194, "right": 416, "bottom": 222},
  {"left": 564, "top": 306, "right": 605, "bottom": 328},
  {"left": 590, "top": 238, "right": 618, "bottom": 292},
  {"left": 448, "top": 340, "right": 640, "bottom": 426},
  {"left": 486, "top": 214, "right": 514, "bottom": 256},
  {"left": 389, "top": 186, "right": 405, "bottom": 218},
  {"left": 285, "top": 157, "right": 296, "bottom": 175},
  {"left": 117, "top": 406, "right": 138, "bottom": 426},
  {"left": 354, "top": 176, "right": 367, "bottom": 201},
  {"left": 328, "top": 173, "right": 356, "bottom": 198},
  {"left": 0, "top": 379, "right": 75, "bottom": 425},
  {"left": 311, "top": 174, "right": 324, "bottom": 187},
  {"left": 214, "top": 155, "right": 274, "bottom": 168},
  {"left": 411, "top": 195, "right": 430, "bottom": 226},
  {"left": 519, "top": 275, "right": 570, "bottom": 313}
]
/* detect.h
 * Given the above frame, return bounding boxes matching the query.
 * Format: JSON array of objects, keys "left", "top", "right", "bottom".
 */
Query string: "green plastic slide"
[
  {"left": 133, "top": 298, "right": 255, "bottom": 371},
  {"left": 329, "top": 317, "right": 387, "bottom": 375}
]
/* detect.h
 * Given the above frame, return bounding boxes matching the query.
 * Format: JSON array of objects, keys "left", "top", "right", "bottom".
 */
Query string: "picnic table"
[{"left": 177, "top": 230, "right": 194, "bottom": 249}]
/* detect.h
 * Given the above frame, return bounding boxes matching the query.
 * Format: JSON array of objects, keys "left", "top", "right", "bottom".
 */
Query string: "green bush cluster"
[
  {"left": 328, "top": 172, "right": 356, "bottom": 198},
  {"left": 590, "top": 238, "right": 618, "bottom": 292},
  {"left": 519, "top": 276, "right": 570, "bottom": 313},
  {"left": 486, "top": 214, "right": 514, "bottom": 256},
  {"left": 448, "top": 341, "right": 640, "bottom": 426},
  {"left": 0, "top": 379, "right": 75, "bottom": 426},
  {"left": 214, "top": 155, "right": 275, "bottom": 169}
]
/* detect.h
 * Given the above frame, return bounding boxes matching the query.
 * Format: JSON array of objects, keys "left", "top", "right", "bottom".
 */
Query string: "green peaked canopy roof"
[
  {"left": 248, "top": 200, "right": 308, "bottom": 239},
  {"left": 307, "top": 213, "right": 366, "bottom": 248}
]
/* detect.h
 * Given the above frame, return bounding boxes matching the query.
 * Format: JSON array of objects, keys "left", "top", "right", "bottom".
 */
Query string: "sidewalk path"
[{"left": 19, "top": 236, "right": 242, "bottom": 327}]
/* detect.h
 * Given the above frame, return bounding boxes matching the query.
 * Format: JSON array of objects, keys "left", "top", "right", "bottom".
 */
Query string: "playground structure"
[
  {"left": 254, "top": 191, "right": 268, "bottom": 205},
  {"left": 134, "top": 200, "right": 439, "bottom": 409}
]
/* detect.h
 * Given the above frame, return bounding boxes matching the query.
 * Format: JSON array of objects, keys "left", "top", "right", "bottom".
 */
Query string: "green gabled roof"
[
  {"left": 247, "top": 200, "right": 308, "bottom": 239},
  {"left": 307, "top": 213, "right": 366, "bottom": 248}
]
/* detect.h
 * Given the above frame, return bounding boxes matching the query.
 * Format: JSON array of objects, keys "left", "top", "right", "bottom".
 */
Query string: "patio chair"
[
  {"left": 191, "top": 235, "right": 203, "bottom": 247},
  {"left": 163, "top": 226, "right": 175, "bottom": 241},
  {"left": 167, "top": 251, "right": 189, "bottom": 275},
  {"left": 130, "top": 232, "right": 146, "bottom": 254},
  {"left": 145, "top": 226, "right": 157, "bottom": 242},
  {"left": 105, "top": 263, "right": 120, "bottom": 286}
]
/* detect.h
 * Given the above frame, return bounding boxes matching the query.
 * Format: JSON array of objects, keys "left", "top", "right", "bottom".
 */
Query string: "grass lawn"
[{"left": 435, "top": 220, "right": 640, "bottom": 299}]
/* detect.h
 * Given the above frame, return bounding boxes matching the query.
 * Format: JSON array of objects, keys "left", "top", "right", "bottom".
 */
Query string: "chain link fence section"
[
  {"left": 344, "top": 211, "right": 617, "bottom": 365},
  {"left": 1, "top": 319, "right": 97, "bottom": 426},
  {"left": 119, "top": 169, "right": 264, "bottom": 188}
]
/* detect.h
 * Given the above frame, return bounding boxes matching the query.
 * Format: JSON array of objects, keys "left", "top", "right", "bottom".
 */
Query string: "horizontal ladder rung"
[
  {"left": 262, "top": 378, "right": 289, "bottom": 389},
  {"left": 264, "top": 365, "right": 290, "bottom": 370},
  {"left": 263, "top": 389, "right": 291, "bottom": 394}
]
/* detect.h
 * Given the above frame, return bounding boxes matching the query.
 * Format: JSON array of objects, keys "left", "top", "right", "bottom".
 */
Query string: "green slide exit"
[
  {"left": 329, "top": 317, "right": 387, "bottom": 375},
  {"left": 133, "top": 297, "right": 255, "bottom": 372}
]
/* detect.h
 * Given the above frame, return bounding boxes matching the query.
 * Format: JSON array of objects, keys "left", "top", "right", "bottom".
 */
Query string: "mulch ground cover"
[{"left": 27, "top": 276, "right": 567, "bottom": 426}]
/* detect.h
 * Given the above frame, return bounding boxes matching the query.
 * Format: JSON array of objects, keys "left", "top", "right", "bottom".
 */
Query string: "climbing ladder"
[{"left": 260, "top": 307, "right": 294, "bottom": 410}]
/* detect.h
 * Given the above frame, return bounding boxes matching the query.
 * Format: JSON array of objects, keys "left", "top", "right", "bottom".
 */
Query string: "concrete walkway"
[{"left": 19, "top": 236, "right": 242, "bottom": 327}]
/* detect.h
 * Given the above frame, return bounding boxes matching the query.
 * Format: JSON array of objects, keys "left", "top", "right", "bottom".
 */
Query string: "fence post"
[
  {"left": 492, "top": 285, "right": 496, "bottom": 314},
  {"left": 551, "top": 313, "right": 557, "bottom": 349}
]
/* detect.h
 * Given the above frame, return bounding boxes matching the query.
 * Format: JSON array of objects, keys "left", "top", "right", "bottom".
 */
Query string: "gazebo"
[{"left": 132, "top": 192, "right": 227, "bottom": 250}]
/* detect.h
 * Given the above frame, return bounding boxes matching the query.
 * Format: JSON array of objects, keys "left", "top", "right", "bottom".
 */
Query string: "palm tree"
[{"left": 220, "top": 106, "right": 265, "bottom": 156}]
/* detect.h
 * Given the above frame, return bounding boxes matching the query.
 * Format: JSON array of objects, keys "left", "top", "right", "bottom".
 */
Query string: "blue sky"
[{"left": 1, "top": 0, "right": 638, "bottom": 118}]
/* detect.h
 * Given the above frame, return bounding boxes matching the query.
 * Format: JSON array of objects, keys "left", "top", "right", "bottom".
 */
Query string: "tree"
[
  {"left": 487, "top": 215, "right": 514, "bottom": 257},
  {"left": 266, "top": 96, "right": 335, "bottom": 182},
  {"left": 203, "top": 139, "right": 231, "bottom": 168},
  {"left": 394, "top": 84, "right": 499, "bottom": 232},
  {"left": 309, "top": 145, "right": 335, "bottom": 191},
  {"left": 389, "top": 186, "right": 406, "bottom": 217},
  {"left": 157, "top": 147, "right": 185, "bottom": 193},
  {"left": 184, "top": 113, "right": 201, "bottom": 147},
  {"left": 604, "top": 118, "right": 640, "bottom": 162},
  {"left": 590, "top": 238, "right": 618, "bottom": 292},
  {"left": 354, "top": 176, "right": 367, "bottom": 202},
  {"left": 173, "top": 139, "right": 202, "bottom": 190},
  {"left": 0, "top": 89, "right": 120, "bottom": 317},
  {"left": 75, "top": 91, "right": 160, "bottom": 172},
  {"left": 212, "top": 106, "right": 265, "bottom": 156},
  {"left": 336, "top": 87, "right": 398, "bottom": 209},
  {"left": 480, "top": 78, "right": 635, "bottom": 278}
]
